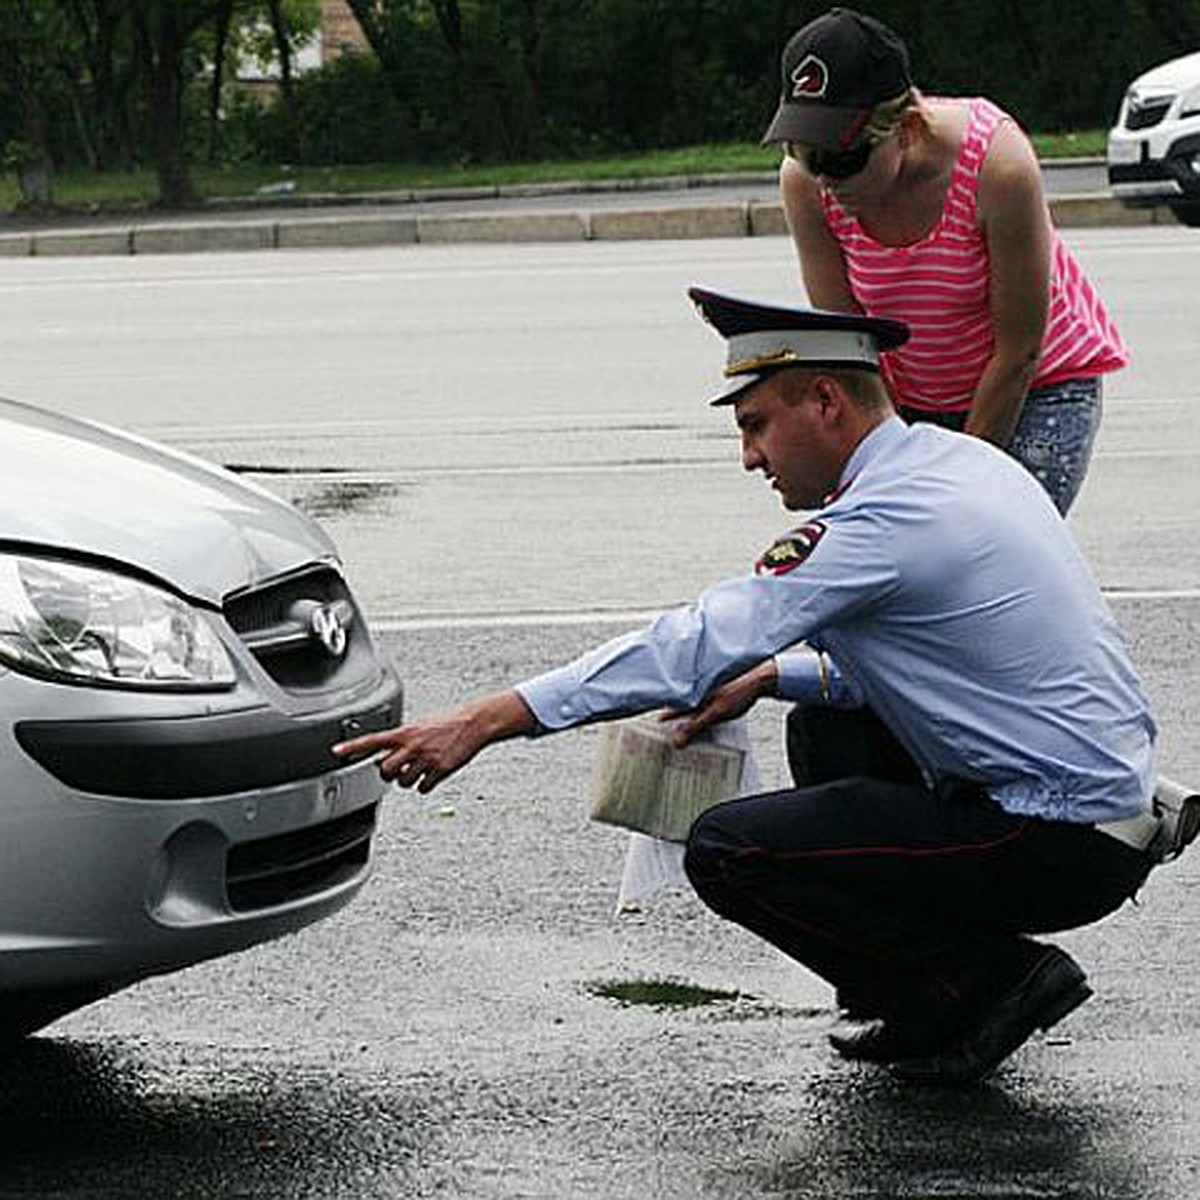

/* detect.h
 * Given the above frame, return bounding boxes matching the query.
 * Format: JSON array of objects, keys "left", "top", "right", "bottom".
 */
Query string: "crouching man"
[{"left": 335, "top": 287, "right": 1186, "bottom": 1085}]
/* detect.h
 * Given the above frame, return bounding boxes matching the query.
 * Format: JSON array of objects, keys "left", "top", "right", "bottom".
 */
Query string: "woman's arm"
[
  {"left": 780, "top": 156, "right": 860, "bottom": 312},
  {"left": 968, "top": 120, "right": 1052, "bottom": 445}
]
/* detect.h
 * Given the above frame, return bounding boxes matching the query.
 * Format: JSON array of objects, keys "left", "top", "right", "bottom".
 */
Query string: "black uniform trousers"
[{"left": 684, "top": 705, "right": 1152, "bottom": 1029}]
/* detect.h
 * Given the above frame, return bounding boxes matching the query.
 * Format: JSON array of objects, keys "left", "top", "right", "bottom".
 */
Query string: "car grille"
[
  {"left": 224, "top": 564, "right": 373, "bottom": 693},
  {"left": 1126, "top": 97, "right": 1172, "bottom": 130},
  {"left": 225, "top": 803, "right": 377, "bottom": 912}
]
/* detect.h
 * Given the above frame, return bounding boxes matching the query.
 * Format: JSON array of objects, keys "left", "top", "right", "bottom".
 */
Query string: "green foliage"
[
  {"left": 255, "top": 0, "right": 1200, "bottom": 166},
  {"left": 235, "top": 0, "right": 320, "bottom": 67},
  {"left": 0, "top": 0, "right": 1197, "bottom": 208},
  {"left": 893, "top": 0, "right": 1200, "bottom": 131},
  {"left": 236, "top": 51, "right": 413, "bottom": 163}
]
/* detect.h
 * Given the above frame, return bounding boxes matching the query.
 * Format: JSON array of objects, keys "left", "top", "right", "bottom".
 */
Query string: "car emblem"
[{"left": 309, "top": 602, "right": 350, "bottom": 659}]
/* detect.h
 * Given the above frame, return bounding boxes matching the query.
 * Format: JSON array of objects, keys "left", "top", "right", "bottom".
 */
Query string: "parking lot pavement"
[
  {"left": 2, "top": 605, "right": 1193, "bottom": 1200},
  {"left": 0, "top": 228, "right": 1195, "bottom": 1198}
]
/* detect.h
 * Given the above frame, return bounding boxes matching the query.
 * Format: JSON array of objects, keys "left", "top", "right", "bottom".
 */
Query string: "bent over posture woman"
[{"left": 765, "top": 7, "right": 1127, "bottom": 513}]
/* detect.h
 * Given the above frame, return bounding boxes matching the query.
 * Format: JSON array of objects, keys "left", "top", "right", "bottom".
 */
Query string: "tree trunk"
[
  {"left": 16, "top": 100, "right": 53, "bottom": 208},
  {"left": 519, "top": 0, "right": 542, "bottom": 156},
  {"left": 207, "top": 0, "right": 234, "bottom": 161},
  {"left": 65, "top": 83, "right": 98, "bottom": 169},
  {"left": 267, "top": 0, "right": 305, "bottom": 161},
  {"left": 133, "top": 6, "right": 198, "bottom": 209},
  {"left": 65, "top": 0, "right": 126, "bottom": 168}
]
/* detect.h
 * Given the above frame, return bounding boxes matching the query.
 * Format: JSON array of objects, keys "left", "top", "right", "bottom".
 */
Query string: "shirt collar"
[{"left": 836, "top": 414, "right": 907, "bottom": 493}]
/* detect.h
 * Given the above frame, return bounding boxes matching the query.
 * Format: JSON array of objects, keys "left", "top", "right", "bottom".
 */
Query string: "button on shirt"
[{"left": 516, "top": 416, "right": 1156, "bottom": 824}]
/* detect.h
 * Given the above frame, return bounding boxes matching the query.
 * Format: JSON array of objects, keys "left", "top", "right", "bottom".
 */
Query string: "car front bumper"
[
  {"left": 0, "top": 667, "right": 402, "bottom": 995},
  {"left": 1108, "top": 128, "right": 1200, "bottom": 202}
]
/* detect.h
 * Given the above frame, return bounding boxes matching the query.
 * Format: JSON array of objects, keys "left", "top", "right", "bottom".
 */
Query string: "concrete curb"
[{"left": 0, "top": 192, "right": 1177, "bottom": 259}]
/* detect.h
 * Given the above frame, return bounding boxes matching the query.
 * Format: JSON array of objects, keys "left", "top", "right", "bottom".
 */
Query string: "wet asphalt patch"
[{"left": 586, "top": 978, "right": 744, "bottom": 1011}]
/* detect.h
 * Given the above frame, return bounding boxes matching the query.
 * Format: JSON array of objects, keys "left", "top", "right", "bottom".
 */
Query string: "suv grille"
[
  {"left": 224, "top": 565, "right": 372, "bottom": 693},
  {"left": 1126, "top": 97, "right": 1172, "bottom": 130},
  {"left": 226, "top": 803, "right": 377, "bottom": 912}
]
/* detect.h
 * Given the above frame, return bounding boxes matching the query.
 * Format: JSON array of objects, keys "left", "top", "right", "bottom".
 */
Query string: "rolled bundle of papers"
[{"left": 588, "top": 718, "right": 746, "bottom": 843}]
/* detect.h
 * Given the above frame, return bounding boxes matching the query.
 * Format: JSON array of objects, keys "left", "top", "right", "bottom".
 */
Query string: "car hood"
[
  {"left": 0, "top": 397, "right": 335, "bottom": 607},
  {"left": 1130, "top": 50, "right": 1200, "bottom": 93}
]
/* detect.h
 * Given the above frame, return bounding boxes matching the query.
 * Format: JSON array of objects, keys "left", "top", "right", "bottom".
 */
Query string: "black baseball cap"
[
  {"left": 689, "top": 286, "right": 909, "bottom": 406},
  {"left": 762, "top": 7, "right": 911, "bottom": 151}
]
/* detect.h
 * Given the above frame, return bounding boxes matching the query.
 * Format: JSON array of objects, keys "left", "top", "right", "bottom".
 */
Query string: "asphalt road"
[
  {"left": 0, "top": 228, "right": 1197, "bottom": 1197},
  {"left": 4, "top": 612, "right": 1198, "bottom": 1199}
]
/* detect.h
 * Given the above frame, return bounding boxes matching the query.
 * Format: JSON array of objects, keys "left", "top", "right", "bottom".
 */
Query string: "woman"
[{"left": 764, "top": 7, "right": 1127, "bottom": 514}]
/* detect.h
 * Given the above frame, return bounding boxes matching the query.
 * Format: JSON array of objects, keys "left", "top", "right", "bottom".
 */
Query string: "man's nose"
[{"left": 741, "top": 437, "right": 763, "bottom": 472}]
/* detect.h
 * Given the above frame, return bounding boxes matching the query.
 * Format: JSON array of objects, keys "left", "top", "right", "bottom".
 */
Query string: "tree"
[
  {"left": 0, "top": 1, "right": 76, "bottom": 207},
  {"left": 265, "top": 0, "right": 300, "bottom": 157},
  {"left": 341, "top": 0, "right": 560, "bottom": 159},
  {"left": 205, "top": 0, "right": 236, "bottom": 160},
  {"left": 4, "top": 0, "right": 1200, "bottom": 209},
  {"left": 65, "top": 0, "right": 141, "bottom": 169},
  {"left": 129, "top": 0, "right": 233, "bottom": 207}
]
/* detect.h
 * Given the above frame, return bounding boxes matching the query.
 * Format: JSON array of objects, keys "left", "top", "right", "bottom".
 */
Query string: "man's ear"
[{"left": 812, "top": 375, "right": 840, "bottom": 417}]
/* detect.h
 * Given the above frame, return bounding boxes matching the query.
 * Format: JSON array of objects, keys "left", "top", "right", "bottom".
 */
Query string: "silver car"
[{"left": 0, "top": 396, "right": 402, "bottom": 1037}]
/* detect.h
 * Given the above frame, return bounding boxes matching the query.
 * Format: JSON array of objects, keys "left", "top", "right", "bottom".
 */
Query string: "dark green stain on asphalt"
[{"left": 587, "top": 978, "right": 743, "bottom": 1010}]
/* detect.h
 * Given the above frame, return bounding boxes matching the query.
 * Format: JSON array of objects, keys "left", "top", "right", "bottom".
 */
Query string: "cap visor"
[
  {"left": 708, "top": 372, "right": 769, "bottom": 407},
  {"left": 762, "top": 102, "right": 869, "bottom": 150}
]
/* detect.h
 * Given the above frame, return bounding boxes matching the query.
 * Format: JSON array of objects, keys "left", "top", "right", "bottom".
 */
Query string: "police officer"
[{"left": 334, "top": 287, "right": 1175, "bottom": 1085}]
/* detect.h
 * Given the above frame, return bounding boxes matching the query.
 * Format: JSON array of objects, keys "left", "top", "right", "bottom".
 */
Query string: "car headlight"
[{"left": 0, "top": 554, "right": 236, "bottom": 689}]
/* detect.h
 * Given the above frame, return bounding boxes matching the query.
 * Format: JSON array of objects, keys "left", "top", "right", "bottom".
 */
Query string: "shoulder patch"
[{"left": 755, "top": 521, "right": 827, "bottom": 576}]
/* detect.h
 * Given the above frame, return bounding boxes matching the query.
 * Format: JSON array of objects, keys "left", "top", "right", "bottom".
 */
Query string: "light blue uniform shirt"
[{"left": 517, "top": 417, "right": 1156, "bottom": 823}]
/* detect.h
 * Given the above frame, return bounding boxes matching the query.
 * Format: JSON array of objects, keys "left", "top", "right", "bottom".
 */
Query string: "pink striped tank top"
[{"left": 820, "top": 98, "right": 1128, "bottom": 412}]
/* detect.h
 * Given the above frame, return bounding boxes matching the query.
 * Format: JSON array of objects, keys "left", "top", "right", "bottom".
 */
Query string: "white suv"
[
  {"left": 0, "top": 396, "right": 402, "bottom": 1038},
  {"left": 1107, "top": 50, "right": 1200, "bottom": 227}
]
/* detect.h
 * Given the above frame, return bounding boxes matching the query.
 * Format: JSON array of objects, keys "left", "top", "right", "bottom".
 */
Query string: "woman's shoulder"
[
  {"left": 925, "top": 96, "right": 1008, "bottom": 144},
  {"left": 935, "top": 96, "right": 1027, "bottom": 185},
  {"left": 926, "top": 95, "right": 1012, "bottom": 119}
]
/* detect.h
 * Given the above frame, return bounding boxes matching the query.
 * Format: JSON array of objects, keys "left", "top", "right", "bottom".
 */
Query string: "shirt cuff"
[
  {"left": 514, "top": 669, "right": 585, "bottom": 733},
  {"left": 773, "top": 647, "right": 860, "bottom": 707}
]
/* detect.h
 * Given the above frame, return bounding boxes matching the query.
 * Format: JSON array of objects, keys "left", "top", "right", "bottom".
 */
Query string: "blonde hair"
[{"left": 862, "top": 88, "right": 922, "bottom": 143}]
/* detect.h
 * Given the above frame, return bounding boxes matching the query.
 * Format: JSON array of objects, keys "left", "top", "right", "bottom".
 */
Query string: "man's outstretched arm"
[{"left": 332, "top": 689, "right": 537, "bottom": 794}]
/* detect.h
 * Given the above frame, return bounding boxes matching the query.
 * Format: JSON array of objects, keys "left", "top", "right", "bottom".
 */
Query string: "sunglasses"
[{"left": 785, "top": 138, "right": 875, "bottom": 181}]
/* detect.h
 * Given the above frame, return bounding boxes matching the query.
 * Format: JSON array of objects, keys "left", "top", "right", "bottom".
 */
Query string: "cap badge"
[{"left": 790, "top": 54, "right": 829, "bottom": 100}]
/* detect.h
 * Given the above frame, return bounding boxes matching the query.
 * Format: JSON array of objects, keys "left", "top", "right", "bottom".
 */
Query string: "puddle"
[
  {"left": 225, "top": 465, "right": 403, "bottom": 519},
  {"left": 585, "top": 978, "right": 829, "bottom": 1024},
  {"left": 586, "top": 977, "right": 743, "bottom": 1010},
  {"left": 291, "top": 478, "right": 401, "bottom": 519}
]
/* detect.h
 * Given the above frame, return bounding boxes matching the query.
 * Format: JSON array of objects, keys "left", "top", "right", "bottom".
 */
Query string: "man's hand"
[
  {"left": 332, "top": 689, "right": 537, "bottom": 793},
  {"left": 663, "top": 659, "right": 778, "bottom": 747}
]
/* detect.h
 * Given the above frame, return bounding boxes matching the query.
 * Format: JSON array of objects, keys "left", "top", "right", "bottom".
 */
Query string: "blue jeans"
[{"left": 901, "top": 377, "right": 1103, "bottom": 515}]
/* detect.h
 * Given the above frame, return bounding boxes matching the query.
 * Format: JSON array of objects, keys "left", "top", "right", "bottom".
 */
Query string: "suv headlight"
[{"left": 0, "top": 554, "right": 235, "bottom": 689}]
